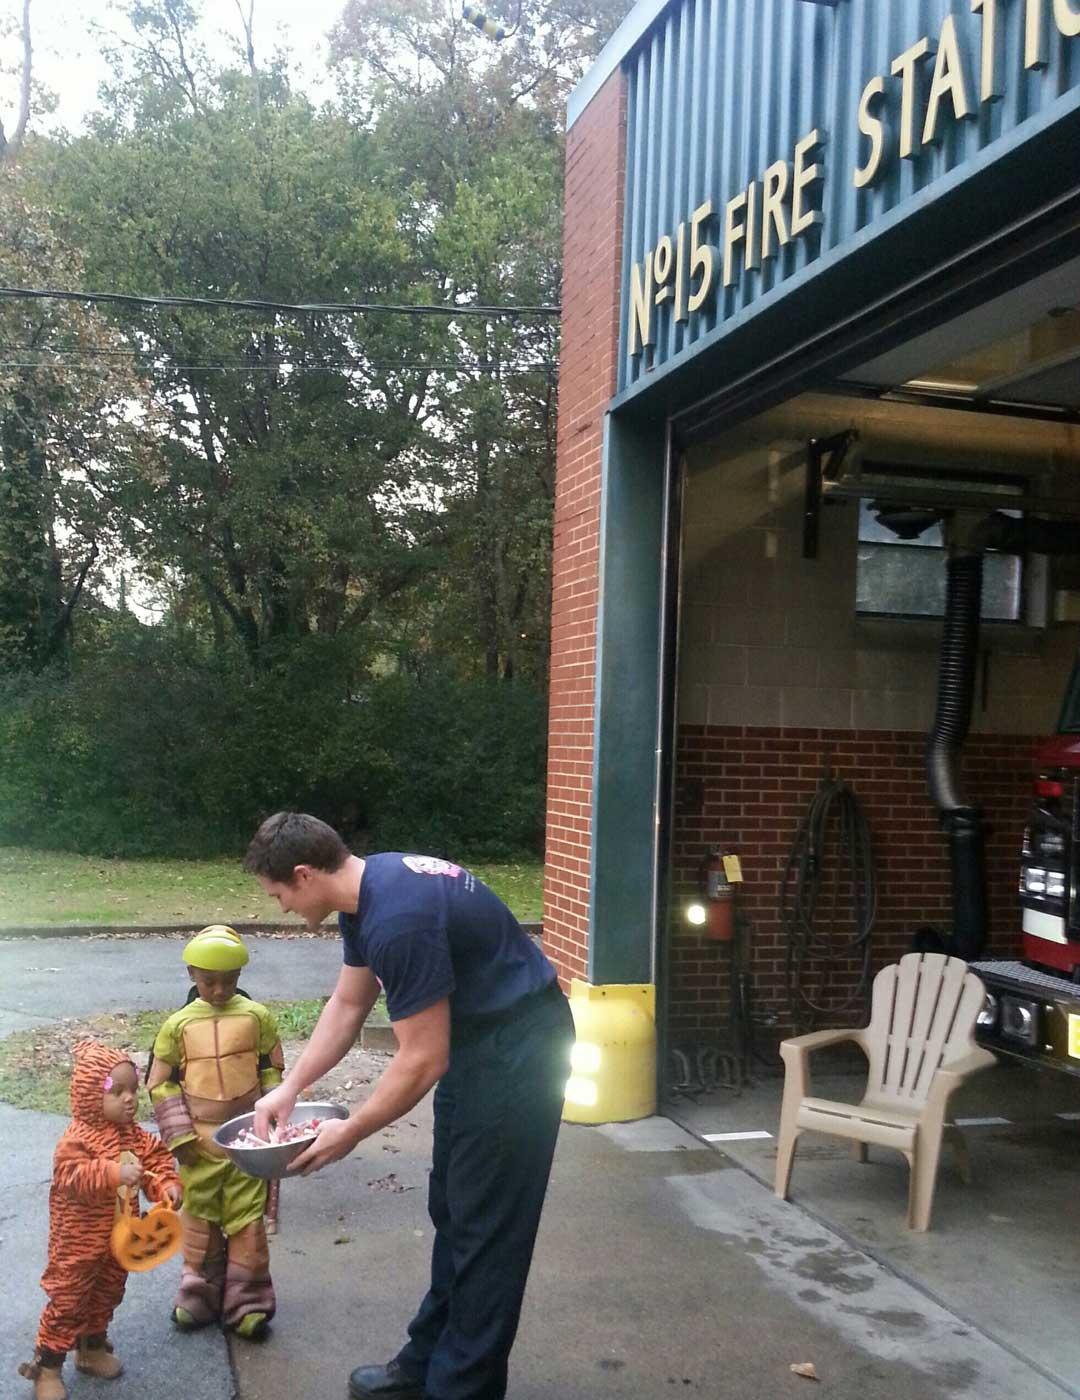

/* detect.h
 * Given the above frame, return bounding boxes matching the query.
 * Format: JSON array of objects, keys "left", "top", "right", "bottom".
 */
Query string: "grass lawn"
[
  {"left": 0, "top": 847, "right": 545, "bottom": 928},
  {"left": 0, "top": 996, "right": 386, "bottom": 1115}
]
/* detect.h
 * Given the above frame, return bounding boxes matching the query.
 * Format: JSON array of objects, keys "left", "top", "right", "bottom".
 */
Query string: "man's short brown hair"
[{"left": 243, "top": 812, "right": 351, "bottom": 883}]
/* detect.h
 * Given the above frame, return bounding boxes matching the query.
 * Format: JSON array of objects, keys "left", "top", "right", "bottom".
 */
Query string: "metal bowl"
[{"left": 213, "top": 1101, "right": 348, "bottom": 1180}]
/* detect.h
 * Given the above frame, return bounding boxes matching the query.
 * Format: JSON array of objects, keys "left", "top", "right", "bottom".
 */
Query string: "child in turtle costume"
[{"left": 148, "top": 926, "right": 284, "bottom": 1339}]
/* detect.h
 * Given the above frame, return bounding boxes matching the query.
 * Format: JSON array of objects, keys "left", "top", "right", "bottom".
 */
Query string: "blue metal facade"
[
  {"left": 614, "top": 0, "right": 1080, "bottom": 396},
  {"left": 570, "top": 0, "right": 1080, "bottom": 990}
]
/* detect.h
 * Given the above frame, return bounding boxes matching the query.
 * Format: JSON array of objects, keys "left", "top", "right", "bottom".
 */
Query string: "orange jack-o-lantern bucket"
[{"left": 110, "top": 1178, "right": 182, "bottom": 1273}]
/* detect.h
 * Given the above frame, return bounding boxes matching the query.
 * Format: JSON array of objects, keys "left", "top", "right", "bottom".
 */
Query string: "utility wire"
[
  {"left": 0, "top": 286, "right": 561, "bottom": 318},
  {"left": 1, "top": 344, "right": 545, "bottom": 359},
  {"left": 0, "top": 358, "right": 556, "bottom": 376},
  {"left": 0, "top": 344, "right": 556, "bottom": 370}
]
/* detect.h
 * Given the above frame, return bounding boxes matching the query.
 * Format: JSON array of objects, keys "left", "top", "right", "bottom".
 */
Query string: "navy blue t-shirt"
[{"left": 339, "top": 854, "right": 556, "bottom": 1023}]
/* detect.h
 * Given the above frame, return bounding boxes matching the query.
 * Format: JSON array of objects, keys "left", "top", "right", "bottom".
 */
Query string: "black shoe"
[{"left": 348, "top": 1359, "right": 424, "bottom": 1399}]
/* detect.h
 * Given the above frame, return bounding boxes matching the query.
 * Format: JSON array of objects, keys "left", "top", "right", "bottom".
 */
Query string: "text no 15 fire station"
[{"left": 629, "top": 0, "right": 1080, "bottom": 357}]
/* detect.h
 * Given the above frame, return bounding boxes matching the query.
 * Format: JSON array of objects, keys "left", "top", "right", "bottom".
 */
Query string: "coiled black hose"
[{"left": 782, "top": 773, "right": 877, "bottom": 1033}]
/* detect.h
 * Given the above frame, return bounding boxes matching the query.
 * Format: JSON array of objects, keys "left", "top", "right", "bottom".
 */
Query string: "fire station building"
[{"left": 544, "top": 0, "right": 1080, "bottom": 1120}]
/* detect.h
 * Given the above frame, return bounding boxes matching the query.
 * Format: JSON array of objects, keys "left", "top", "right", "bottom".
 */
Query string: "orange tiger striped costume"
[{"left": 32, "top": 1040, "right": 180, "bottom": 1355}]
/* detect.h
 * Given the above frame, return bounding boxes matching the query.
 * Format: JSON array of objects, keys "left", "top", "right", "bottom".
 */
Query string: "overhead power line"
[
  {"left": 0, "top": 358, "right": 556, "bottom": 376},
  {"left": 0, "top": 287, "right": 561, "bottom": 319}
]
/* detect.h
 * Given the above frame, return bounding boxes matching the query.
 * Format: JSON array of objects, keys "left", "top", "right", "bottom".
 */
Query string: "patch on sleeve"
[{"left": 402, "top": 855, "right": 461, "bottom": 878}]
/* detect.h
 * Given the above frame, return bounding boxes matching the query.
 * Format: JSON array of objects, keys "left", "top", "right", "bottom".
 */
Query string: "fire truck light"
[
  {"left": 686, "top": 902, "right": 708, "bottom": 926},
  {"left": 1000, "top": 996, "right": 1039, "bottom": 1047},
  {"left": 1047, "top": 873, "right": 1066, "bottom": 898},
  {"left": 1024, "top": 867, "right": 1047, "bottom": 895},
  {"left": 976, "top": 992, "right": 998, "bottom": 1030}
]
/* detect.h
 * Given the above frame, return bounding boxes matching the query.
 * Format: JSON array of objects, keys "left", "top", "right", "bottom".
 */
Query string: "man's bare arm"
[
  {"left": 347, "top": 998, "right": 450, "bottom": 1142},
  {"left": 253, "top": 965, "right": 379, "bottom": 1139},
  {"left": 284, "top": 964, "right": 381, "bottom": 1090},
  {"left": 288, "top": 998, "right": 450, "bottom": 1173}
]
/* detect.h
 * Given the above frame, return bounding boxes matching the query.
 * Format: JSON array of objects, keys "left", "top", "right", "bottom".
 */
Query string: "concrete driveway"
[{"left": 2, "top": 936, "right": 1076, "bottom": 1399}]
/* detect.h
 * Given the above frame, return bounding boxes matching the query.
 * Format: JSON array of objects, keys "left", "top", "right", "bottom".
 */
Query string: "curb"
[
  {"left": 0, "top": 920, "right": 544, "bottom": 942},
  {"left": 361, "top": 1023, "right": 397, "bottom": 1051},
  {"left": 0, "top": 921, "right": 307, "bottom": 941}
]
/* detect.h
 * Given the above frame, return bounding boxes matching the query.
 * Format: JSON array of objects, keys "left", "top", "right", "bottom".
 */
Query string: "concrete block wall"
[
  {"left": 678, "top": 431, "right": 1078, "bottom": 737},
  {"left": 543, "top": 70, "right": 627, "bottom": 986}
]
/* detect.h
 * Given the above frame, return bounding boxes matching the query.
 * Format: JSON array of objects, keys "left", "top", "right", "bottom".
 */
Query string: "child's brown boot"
[
  {"left": 75, "top": 1334, "right": 123, "bottom": 1379},
  {"left": 17, "top": 1349, "right": 67, "bottom": 1400}
]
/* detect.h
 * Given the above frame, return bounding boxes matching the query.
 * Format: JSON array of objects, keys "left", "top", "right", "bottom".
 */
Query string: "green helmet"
[{"left": 183, "top": 925, "right": 249, "bottom": 971}]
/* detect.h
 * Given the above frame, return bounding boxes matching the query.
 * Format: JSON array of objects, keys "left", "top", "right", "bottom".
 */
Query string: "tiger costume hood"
[{"left": 68, "top": 1039, "right": 138, "bottom": 1147}]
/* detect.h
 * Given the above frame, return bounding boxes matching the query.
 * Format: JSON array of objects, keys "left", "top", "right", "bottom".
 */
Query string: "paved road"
[{"left": 0, "top": 933, "right": 345, "bottom": 1036}]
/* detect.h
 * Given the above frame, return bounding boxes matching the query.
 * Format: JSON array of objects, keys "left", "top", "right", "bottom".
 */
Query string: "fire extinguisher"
[{"left": 700, "top": 846, "right": 738, "bottom": 941}]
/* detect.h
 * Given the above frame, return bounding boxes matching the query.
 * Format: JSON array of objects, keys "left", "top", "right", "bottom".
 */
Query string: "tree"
[
  {"left": 327, "top": 0, "right": 632, "bottom": 681},
  {"left": 0, "top": 0, "right": 633, "bottom": 854},
  {"left": 331, "top": 0, "right": 630, "bottom": 124},
  {"left": 0, "top": 0, "right": 32, "bottom": 163},
  {"left": 49, "top": 1, "right": 462, "bottom": 670},
  {"left": 0, "top": 3, "right": 149, "bottom": 672},
  {"left": 0, "top": 165, "right": 157, "bottom": 670}
]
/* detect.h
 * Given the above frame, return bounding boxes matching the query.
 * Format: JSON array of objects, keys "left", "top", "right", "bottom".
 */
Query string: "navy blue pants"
[{"left": 395, "top": 985, "right": 574, "bottom": 1400}]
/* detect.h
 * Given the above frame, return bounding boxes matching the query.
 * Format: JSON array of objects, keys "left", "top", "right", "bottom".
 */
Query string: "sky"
[{"left": 1, "top": 0, "right": 342, "bottom": 136}]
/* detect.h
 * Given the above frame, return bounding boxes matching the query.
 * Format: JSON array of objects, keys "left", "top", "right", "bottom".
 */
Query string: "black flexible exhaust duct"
[
  {"left": 924, "top": 513, "right": 1080, "bottom": 960},
  {"left": 927, "top": 551, "right": 983, "bottom": 815},
  {"left": 927, "top": 551, "right": 987, "bottom": 960}
]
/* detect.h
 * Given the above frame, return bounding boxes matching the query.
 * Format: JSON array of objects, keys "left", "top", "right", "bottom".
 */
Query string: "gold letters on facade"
[
  {"left": 854, "top": 0, "right": 1078, "bottom": 183},
  {"left": 628, "top": 131, "right": 825, "bottom": 356},
  {"left": 629, "top": 1, "right": 1077, "bottom": 358}
]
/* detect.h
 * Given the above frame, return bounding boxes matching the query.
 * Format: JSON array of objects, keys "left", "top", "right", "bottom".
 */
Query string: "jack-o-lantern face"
[{"left": 110, "top": 1202, "right": 183, "bottom": 1272}]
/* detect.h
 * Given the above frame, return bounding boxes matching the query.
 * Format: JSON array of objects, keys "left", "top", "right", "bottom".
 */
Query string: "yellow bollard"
[{"left": 562, "top": 980, "right": 656, "bottom": 1124}]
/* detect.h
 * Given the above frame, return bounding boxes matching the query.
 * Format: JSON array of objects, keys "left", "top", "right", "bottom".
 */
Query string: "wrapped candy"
[{"left": 233, "top": 1117, "right": 324, "bottom": 1148}]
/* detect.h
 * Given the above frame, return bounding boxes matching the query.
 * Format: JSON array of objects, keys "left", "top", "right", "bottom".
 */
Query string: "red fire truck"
[{"left": 972, "top": 672, "right": 1080, "bottom": 1074}]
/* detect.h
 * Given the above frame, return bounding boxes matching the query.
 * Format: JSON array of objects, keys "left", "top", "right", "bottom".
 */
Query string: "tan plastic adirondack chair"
[{"left": 774, "top": 952, "right": 996, "bottom": 1231}]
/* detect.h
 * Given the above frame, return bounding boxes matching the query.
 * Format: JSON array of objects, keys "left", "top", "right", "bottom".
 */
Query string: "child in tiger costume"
[
  {"left": 148, "top": 925, "right": 283, "bottom": 1340},
  {"left": 18, "top": 1039, "right": 183, "bottom": 1400}
]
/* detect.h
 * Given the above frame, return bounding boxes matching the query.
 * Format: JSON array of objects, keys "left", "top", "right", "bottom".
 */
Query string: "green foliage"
[
  {"left": 266, "top": 996, "right": 392, "bottom": 1041},
  {"left": 0, "top": 1008, "right": 165, "bottom": 1116},
  {"left": 0, "top": 161, "right": 154, "bottom": 674},
  {"left": 0, "top": 845, "right": 287, "bottom": 926},
  {"left": 0, "top": 623, "right": 546, "bottom": 859},
  {"left": 0, "top": 0, "right": 640, "bottom": 860},
  {"left": 267, "top": 997, "right": 332, "bottom": 1039},
  {"left": 353, "top": 671, "right": 548, "bottom": 857}
]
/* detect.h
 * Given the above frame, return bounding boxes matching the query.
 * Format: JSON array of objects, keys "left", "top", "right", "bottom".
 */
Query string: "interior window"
[{"left": 856, "top": 500, "right": 1024, "bottom": 621}]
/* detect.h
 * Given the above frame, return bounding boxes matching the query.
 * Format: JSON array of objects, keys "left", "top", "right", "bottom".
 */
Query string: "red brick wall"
[
  {"left": 543, "top": 73, "right": 627, "bottom": 985},
  {"left": 669, "top": 725, "right": 1036, "bottom": 1039}
]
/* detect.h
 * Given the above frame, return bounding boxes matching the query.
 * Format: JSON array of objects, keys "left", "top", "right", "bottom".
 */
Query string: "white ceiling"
[{"left": 843, "top": 256, "right": 1080, "bottom": 412}]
